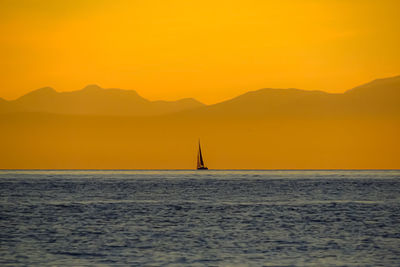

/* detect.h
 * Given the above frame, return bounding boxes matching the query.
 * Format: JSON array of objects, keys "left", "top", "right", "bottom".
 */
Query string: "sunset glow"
[{"left": 1, "top": 0, "right": 399, "bottom": 103}]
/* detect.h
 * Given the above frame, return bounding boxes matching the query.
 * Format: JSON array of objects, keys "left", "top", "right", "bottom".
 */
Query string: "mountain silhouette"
[
  {"left": 1, "top": 76, "right": 399, "bottom": 118},
  {"left": 179, "top": 75, "right": 400, "bottom": 120},
  {"left": 0, "top": 84, "right": 204, "bottom": 116},
  {"left": 0, "top": 76, "right": 398, "bottom": 169},
  {"left": 346, "top": 75, "right": 400, "bottom": 97}
]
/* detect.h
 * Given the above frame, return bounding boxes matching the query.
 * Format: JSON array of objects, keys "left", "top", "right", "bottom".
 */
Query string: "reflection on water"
[{"left": 1, "top": 170, "right": 399, "bottom": 266}]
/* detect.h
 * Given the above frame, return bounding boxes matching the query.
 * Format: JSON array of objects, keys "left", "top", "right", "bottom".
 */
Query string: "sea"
[{"left": 0, "top": 170, "right": 399, "bottom": 266}]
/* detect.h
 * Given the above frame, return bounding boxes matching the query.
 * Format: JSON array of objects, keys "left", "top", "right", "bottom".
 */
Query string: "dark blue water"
[{"left": 1, "top": 170, "right": 400, "bottom": 266}]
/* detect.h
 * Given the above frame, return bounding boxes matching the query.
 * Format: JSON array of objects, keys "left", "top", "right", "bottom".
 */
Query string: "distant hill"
[
  {"left": 0, "top": 84, "right": 205, "bottom": 116},
  {"left": 184, "top": 75, "right": 400, "bottom": 120},
  {"left": 346, "top": 75, "right": 400, "bottom": 97}
]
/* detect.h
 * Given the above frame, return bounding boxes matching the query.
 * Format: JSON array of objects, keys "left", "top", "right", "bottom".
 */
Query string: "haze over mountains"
[
  {"left": 0, "top": 84, "right": 204, "bottom": 116},
  {"left": 1, "top": 76, "right": 399, "bottom": 118},
  {"left": 211, "top": 76, "right": 399, "bottom": 119},
  {"left": 0, "top": 76, "right": 399, "bottom": 169}
]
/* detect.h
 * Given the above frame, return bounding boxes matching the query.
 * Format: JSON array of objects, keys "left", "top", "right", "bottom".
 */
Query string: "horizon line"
[{"left": 1, "top": 169, "right": 399, "bottom": 171}]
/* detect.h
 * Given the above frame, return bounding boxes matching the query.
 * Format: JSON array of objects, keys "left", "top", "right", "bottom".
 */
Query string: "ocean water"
[{"left": 0, "top": 170, "right": 399, "bottom": 266}]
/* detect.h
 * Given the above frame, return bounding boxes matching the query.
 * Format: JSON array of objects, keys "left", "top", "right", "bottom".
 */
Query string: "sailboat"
[{"left": 197, "top": 140, "right": 208, "bottom": 170}]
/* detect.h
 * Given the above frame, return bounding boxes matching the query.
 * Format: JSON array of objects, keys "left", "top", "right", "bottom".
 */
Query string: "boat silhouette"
[{"left": 197, "top": 140, "right": 208, "bottom": 170}]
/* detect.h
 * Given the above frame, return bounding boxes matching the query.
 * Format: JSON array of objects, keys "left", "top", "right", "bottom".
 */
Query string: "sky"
[{"left": 0, "top": 0, "right": 399, "bottom": 104}]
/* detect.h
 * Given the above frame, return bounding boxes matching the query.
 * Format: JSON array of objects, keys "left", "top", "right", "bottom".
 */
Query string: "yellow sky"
[{"left": 0, "top": 0, "right": 399, "bottom": 104}]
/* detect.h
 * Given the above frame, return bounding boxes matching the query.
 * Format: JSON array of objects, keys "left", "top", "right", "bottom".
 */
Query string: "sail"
[
  {"left": 197, "top": 140, "right": 207, "bottom": 169},
  {"left": 198, "top": 143, "right": 204, "bottom": 167}
]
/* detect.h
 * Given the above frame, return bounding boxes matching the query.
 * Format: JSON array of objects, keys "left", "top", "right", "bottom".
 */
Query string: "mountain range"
[
  {"left": 1, "top": 76, "right": 399, "bottom": 118},
  {"left": 0, "top": 76, "right": 399, "bottom": 169},
  {"left": 0, "top": 84, "right": 204, "bottom": 116},
  {"left": 180, "top": 75, "right": 400, "bottom": 121}
]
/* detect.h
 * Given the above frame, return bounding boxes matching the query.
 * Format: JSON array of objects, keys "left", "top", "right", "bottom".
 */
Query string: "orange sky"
[{"left": 0, "top": 0, "right": 399, "bottom": 104}]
